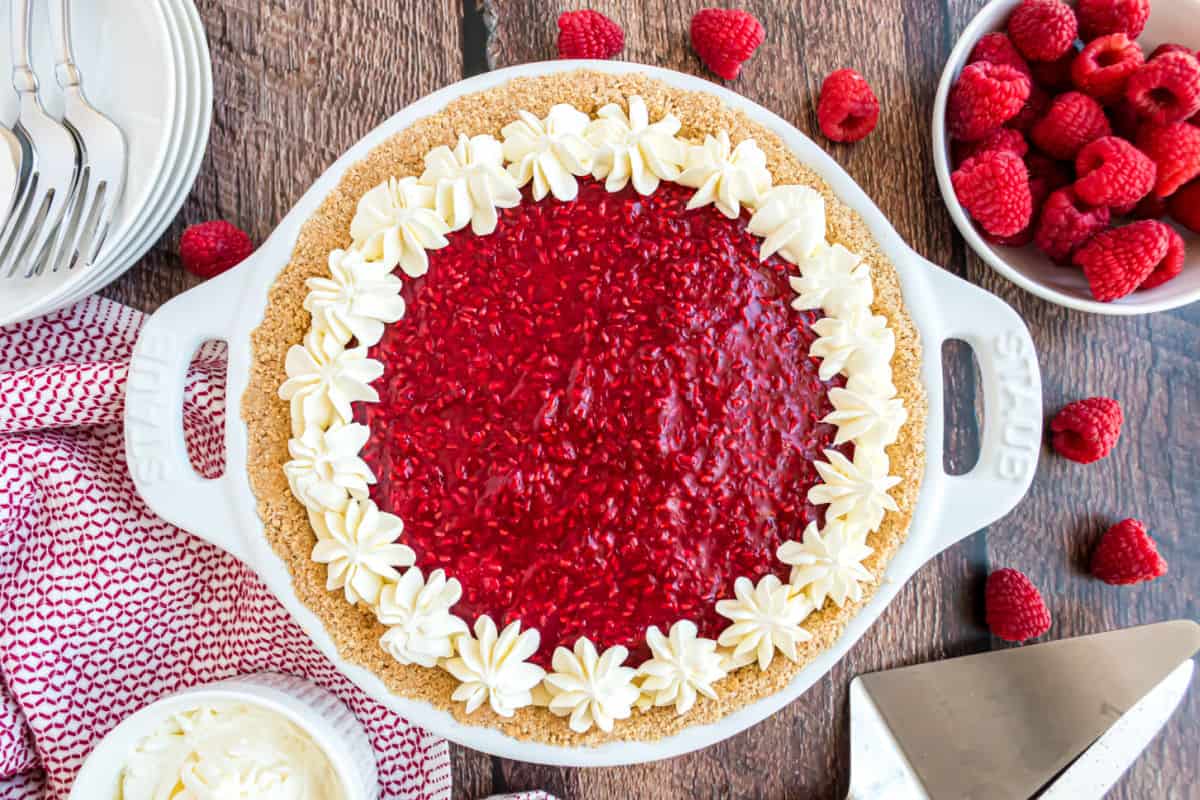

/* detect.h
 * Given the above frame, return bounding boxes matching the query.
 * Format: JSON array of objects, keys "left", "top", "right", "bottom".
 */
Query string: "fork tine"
[
  {"left": 0, "top": 172, "right": 40, "bottom": 275},
  {"left": 4, "top": 186, "right": 53, "bottom": 278},
  {"left": 43, "top": 165, "right": 91, "bottom": 274},
  {"left": 77, "top": 181, "right": 110, "bottom": 267},
  {"left": 56, "top": 176, "right": 107, "bottom": 273}
]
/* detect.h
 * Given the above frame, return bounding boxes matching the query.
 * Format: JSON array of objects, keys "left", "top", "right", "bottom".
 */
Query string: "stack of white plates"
[{"left": 0, "top": 0, "right": 212, "bottom": 327}]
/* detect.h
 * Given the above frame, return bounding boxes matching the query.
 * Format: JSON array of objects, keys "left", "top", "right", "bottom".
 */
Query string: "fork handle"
[
  {"left": 9, "top": 0, "right": 37, "bottom": 93},
  {"left": 49, "top": 0, "right": 80, "bottom": 89}
]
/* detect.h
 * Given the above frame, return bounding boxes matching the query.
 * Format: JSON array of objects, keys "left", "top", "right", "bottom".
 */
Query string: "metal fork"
[
  {"left": 45, "top": 0, "right": 126, "bottom": 272},
  {"left": 0, "top": 0, "right": 81, "bottom": 278}
]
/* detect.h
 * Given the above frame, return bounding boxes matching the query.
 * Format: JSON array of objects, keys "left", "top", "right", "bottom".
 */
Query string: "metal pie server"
[{"left": 847, "top": 620, "right": 1200, "bottom": 799}]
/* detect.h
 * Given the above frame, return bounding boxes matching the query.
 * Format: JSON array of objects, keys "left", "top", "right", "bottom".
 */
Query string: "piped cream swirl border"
[{"left": 278, "top": 95, "right": 907, "bottom": 734}]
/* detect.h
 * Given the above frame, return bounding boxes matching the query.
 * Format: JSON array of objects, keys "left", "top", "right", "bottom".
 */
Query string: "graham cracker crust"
[{"left": 242, "top": 70, "right": 928, "bottom": 745}]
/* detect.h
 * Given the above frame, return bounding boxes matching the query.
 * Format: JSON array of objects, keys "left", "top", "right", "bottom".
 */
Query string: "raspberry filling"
[{"left": 359, "top": 178, "right": 846, "bottom": 665}]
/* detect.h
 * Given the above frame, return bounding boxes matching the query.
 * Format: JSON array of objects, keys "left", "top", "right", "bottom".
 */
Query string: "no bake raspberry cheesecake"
[{"left": 243, "top": 71, "right": 926, "bottom": 743}]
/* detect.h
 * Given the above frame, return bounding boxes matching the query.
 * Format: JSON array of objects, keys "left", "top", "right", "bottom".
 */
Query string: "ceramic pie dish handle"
[
  {"left": 124, "top": 257, "right": 256, "bottom": 562},
  {"left": 913, "top": 253, "right": 1042, "bottom": 557}
]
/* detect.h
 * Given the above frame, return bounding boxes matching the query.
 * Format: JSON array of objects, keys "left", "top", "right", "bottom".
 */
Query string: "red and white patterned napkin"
[{"left": 0, "top": 296, "right": 469, "bottom": 799}]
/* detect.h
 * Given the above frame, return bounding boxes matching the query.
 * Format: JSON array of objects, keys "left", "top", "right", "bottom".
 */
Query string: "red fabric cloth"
[{"left": 0, "top": 296, "right": 454, "bottom": 799}]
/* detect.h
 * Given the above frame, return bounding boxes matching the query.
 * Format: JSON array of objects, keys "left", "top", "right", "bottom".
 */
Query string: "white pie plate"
[{"left": 124, "top": 61, "right": 1044, "bottom": 767}]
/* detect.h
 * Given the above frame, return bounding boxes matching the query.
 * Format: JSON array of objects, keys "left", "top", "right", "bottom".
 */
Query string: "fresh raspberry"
[
  {"left": 948, "top": 62, "right": 1032, "bottom": 141},
  {"left": 1125, "top": 52, "right": 1200, "bottom": 125},
  {"left": 1077, "top": 0, "right": 1150, "bottom": 39},
  {"left": 817, "top": 69, "right": 880, "bottom": 143},
  {"left": 1137, "top": 122, "right": 1200, "bottom": 197},
  {"left": 953, "top": 127, "right": 1029, "bottom": 167},
  {"left": 1140, "top": 225, "right": 1186, "bottom": 289},
  {"left": 969, "top": 32, "right": 1033, "bottom": 79},
  {"left": 1008, "top": 0, "right": 1078, "bottom": 62},
  {"left": 1050, "top": 396, "right": 1123, "bottom": 462},
  {"left": 1035, "top": 187, "right": 1111, "bottom": 263},
  {"left": 1073, "top": 220, "right": 1174, "bottom": 300},
  {"left": 1167, "top": 179, "right": 1200, "bottom": 232},
  {"left": 1090, "top": 519, "right": 1168, "bottom": 585},
  {"left": 989, "top": 151, "right": 1049, "bottom": 247},
  {"left": 985, "top": 569, "right": 1052, "bottom": 642},
  {"left": 1030, "top": 92, "right": 1112, "bottom": 159},
  {"left": 1008, "top": 84, "right": 1052, "bottom": 132},
  {"left": 952, "top": 150, "right": 1034, "bottom": 236},
  {"left": 1031, "top": 50, "right": 1079, "bottom": 91},
  {"left": 179, "top": 221, "right": 253, "bottom": 279},
  {"left": 1071, "top": 34, "right": 1144, "bottom": 103},
  {"left": 556, "top": 10, "right": 624, "bottom": 60},
  {"left": 1073, "top": 136, "right": 1156, "bottom": 207},
  {"left": 1149, "top": 43, "right": 1198, "bottom": 61},
  {"left": 689, "top": 8, "right": 765, "bottom": 81}
]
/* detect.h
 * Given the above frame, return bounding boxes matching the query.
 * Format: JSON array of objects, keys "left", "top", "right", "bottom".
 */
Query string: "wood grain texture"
[
  {"left": 102, "top": 0, "right": 463, "bottom": 310},
  {"left": 110, "top": 0, "right": 1197, "bottom": 797}
]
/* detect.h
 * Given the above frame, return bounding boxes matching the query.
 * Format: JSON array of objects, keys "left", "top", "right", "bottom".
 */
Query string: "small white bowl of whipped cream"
[{"left": 70, "top": 672, "right": 378, "bottom": 800}]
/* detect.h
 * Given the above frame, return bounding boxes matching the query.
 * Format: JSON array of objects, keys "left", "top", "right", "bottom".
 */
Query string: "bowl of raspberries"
[{"left": 933, "top": 0, "right": 1200, "bottom": 313}]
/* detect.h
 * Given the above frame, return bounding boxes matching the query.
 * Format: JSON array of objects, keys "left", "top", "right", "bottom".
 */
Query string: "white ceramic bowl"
[
  {"left": 932, "top": 0, "right": 1200, "bottom": 315},
  {"left": 69, "top": 672, "right": 379, "bottom": 800},
  {"left": 124, "top": 61, "right": 1043, "bottom": 766}
]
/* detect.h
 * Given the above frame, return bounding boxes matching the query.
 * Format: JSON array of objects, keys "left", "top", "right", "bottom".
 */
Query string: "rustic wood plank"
[{"left": 102, "top": 0, "right": 463, "bottom": 311}]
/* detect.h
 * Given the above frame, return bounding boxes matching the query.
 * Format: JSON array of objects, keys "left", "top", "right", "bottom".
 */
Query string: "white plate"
[
  {"left": 0, "top": 0, "right": 176, "bottom": 325},
  {"left": 124, "top": 61, "right": 1045, "bottom": 767},
  {"left": 22, "top": 0, "right": 205, "bottom": 319},
  {"left": 66, "top": 0, "right": 211, "bottom": 303}
]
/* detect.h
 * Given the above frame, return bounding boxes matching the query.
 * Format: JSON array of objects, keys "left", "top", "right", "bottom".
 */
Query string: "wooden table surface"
[{"left": 104, "top": 1, "right": 1199, "bottom": 797}]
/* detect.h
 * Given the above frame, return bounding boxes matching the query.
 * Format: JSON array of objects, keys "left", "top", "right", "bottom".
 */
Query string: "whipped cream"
[
  {"left": 420, "top": 133, "right": 522, "bottom": 235},
  {"left": 118, "top": 702, "right": 342, "bottom": 800},
  {"left": 310, "top": 498, "right": 414, "bottom": 607},
  {"left": 824, "top": 376, "right": 908, "bottom": 450},
  {"left": 350, "top": 176, "right": 448, "bottom": 278},
  {"left": 636, "top": 621, "right": 727, "bottom": 715},
  {"left": 677, "top": 131, "right": 771, "bottom": 218},
  {"left": 501, "top": 105, "right": 593, "bottom": 202},
  {"left": 715, "top": 574, "right": 814, "bottom": 670},
  {"left": 377, "top": 567, "right": 468, "bottom": 668},
  {"left": 304, "top": 248, "right": 407, "bottom": 348},
  {"left": 748, "top": 184, "right": 827, "bottom": 264},
  {"left": 278, "top": 329, "right": 382, "bottom": 436},
  {"left": 283, "top": 423, "right": 375, "bottom": 513},
  {"left": 788, "top": 241, "right": 874, "bottom": 317},
  {"left": 810, "top": 307, "right": 896, "bottom": 383},
  {"left": 778, "top": 520, "right": 875, "bottom": 609},
  {"left": 809, "top": 448, "right": 900, "bottom": 533},
  {"left": 544, "top": 637, "right": 640, "bottom": 733},
  {"left": 586, "top": 95, "right": 685, "bottom": 195},
  {"left": 443, "top": 616, "right": 546, "bottom": 717}
]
